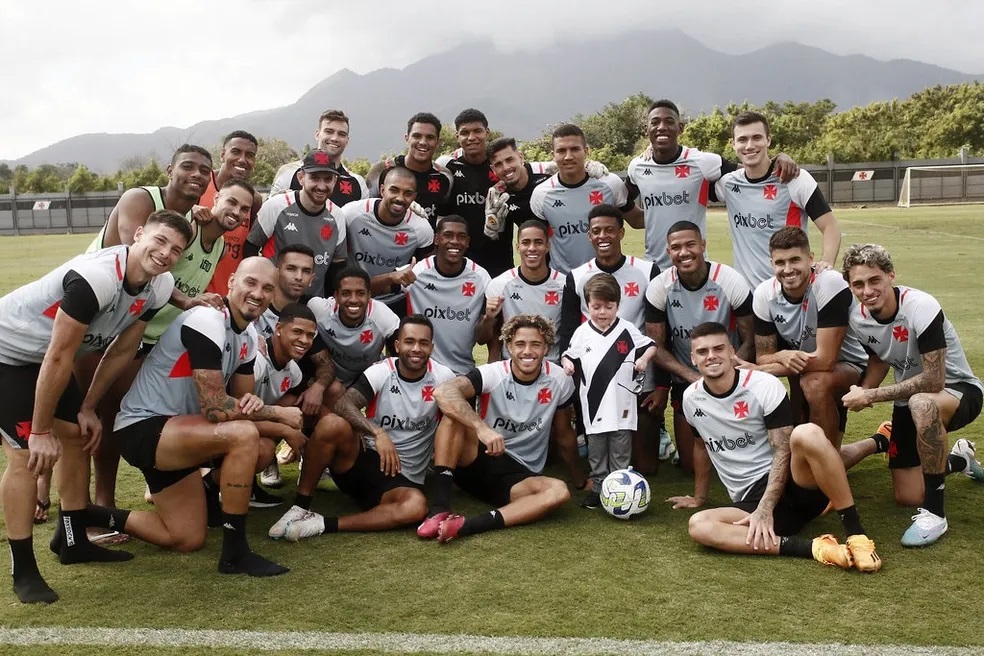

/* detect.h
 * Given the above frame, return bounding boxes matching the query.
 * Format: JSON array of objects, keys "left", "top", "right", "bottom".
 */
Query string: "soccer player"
[
  {"left": 562, "top": 274, "right": 657, "bottom": 508},
  {"left": 366, "top": 112, "right": 453, "bottom": 223},
  {"left": 710, "top": 111, "right": 841, "bottom": 288},
  {"left": 246, "top": 150, "right": 347, "bottom": 297},
  {"left": 668, "top": 322, "right": 882, "bottom": 572},
  {"left": 86, "top": 144, "right": 212, "bottom": 252},
  {"left": 485, "top": 220, "right": 565, "bottom": 363},
  {"left": 644, "top": 220, "right": 754, "bottom": 471},
  {"left": 0, "top": 210, "right": 193, "bottom": 603},
  {"left": 530, "top": 124, "right": 643, "bottom": 274},
  {"left": 751, "top": 227, "right": 867, "bottom": 449},
  {"left": 269, "top": 109, "right": 369, "bottom": 206},
  {"left": 270, "top": 315, "right": 456, "bottom": 539},
  {"left": 341, "top": 166, "right": 434, "bottom": 315},
  {"left": 84, "top": 258, "right": 302, "bottom": 577},
  {"left": 484, "top": 136, "right": 554, "bottom": 237},
  {"left": 405, "top": 215, "right": 494, "bottom": 374},
  {"left": 557, "top": 204, "right": 663, "bottom": 471},
  {"left": 417, "top": 314, "right": 576, "bottom": 543},
  {"left": 625, "top": 100, "right": 799, "bottom": 270},
  {"left": 308, "top": 266, "right": 400, "bottom": 389},
  {"left": 195, "top": 131, "right": 266, "bottom": 296},
  {"left": 840, "top": 244, "right": 983, "bottom": 547}
]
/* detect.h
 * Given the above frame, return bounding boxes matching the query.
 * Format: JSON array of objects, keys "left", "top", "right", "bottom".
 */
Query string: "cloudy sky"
[{"left": 1, "top": 0, "right": 980, "bottom": 160}]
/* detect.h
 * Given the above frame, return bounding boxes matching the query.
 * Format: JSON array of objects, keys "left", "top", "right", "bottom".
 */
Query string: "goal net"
[{"left": 898, "top": 164, "right": 984, "bottom": 207}]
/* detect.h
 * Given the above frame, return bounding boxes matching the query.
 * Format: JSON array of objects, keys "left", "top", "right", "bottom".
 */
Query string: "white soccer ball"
[{"left": 600, "top": 468, "right": 651, "bottom": 519}]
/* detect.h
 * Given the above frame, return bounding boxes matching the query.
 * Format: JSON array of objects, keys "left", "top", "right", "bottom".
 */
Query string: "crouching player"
[{"left": 668, "top": 322, "right": 882, "bottom": 572}]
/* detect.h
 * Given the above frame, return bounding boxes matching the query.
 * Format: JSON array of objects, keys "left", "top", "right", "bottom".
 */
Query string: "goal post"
[{"left": 898, "top": 164, "right": 984, "bottom": 207}]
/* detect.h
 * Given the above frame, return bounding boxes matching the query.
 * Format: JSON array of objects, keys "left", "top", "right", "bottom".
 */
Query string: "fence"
[{"left": 3, "top": 153, "right": 984, "bottom": 235}]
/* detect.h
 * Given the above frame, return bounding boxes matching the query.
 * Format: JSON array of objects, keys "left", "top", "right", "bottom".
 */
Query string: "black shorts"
[
  {"left": 331, "top": 446, "right": 420, "bottom": 510},
  {"left": 734, "top": 473, "right": 830, "bottom": 536},
  {"left": 453, "top": 447, "right": 536, "bottom": 508},
  {"left": 0, "top": 363, "right": 83, "bottom": 449},
  {"left": 889, "top": 382, "right": 984, "bottom": 469},
  {"left": 670, "top": 381, "right": 689, "bottom": 412},
  {"left": 793, "top": 363, "right": 865, "bottom": 432},
  {"left": 113, "top": 416, "right": 199, "bottom": 494}
]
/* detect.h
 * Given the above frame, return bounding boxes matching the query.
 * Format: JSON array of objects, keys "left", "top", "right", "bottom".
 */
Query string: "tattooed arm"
[
  {"left": 193, "top": 369, "right": 300, "bottom": 427},
  {"left": 740, "top": 424, "right": 792, "bottom": 550},
  {"left": 735, "top": 314, "right": 756, "bottom": 364},
  {"left": 866, "top": 348, "right": 945, "bottom": 402},
  {"left": 435, "top": 375, "right": 507, "bottom": 456},
  {"left": 333, "top": 386, "right": 378, "bottom": 438},
  {"left": 296, "top": 343, "right": 336, "bottom": 415}
]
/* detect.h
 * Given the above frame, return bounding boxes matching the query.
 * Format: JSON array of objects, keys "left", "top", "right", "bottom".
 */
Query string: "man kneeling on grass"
[{"left": 666, "top": 321, "right": 882, "bottom": 572}]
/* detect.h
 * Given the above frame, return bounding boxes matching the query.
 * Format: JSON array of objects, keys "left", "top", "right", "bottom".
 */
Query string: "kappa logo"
[
  {"left": 585, "top": 346, "right": 592, "bottom": 353},
  {"left": 326, "top": 328, "right": 337, "bottom": 337},
  {"left": 285, "top": 222, "right": 299, "bottom": 232},
  {"left": 359, "top": 228, "right": 371, "bottom": 236},
  {"left": 510, "top": 292, "right": 522, "bottom": 301},
  {"left": 670, "top": 299, "right": 683, "bottom": 308},
  {"left": 507, "top": 203, "right": 520, "bottom": 212},
  {"left": 424, "top": 283, "right": 437, "bottom": 291},
  {"left": 454, "top": 170, "right": 465, "bottom": 178},
  {"left": 389, "top": 385, "right": 402, "bottom": 395},
  {"left": 693, "top": 408, "right": 705, "bottom": 418},
  {"left": 505, "top": 390, "right": 515, "bottom": 401},
  {"left": 868, "top": 335, "right": 879, "bottom": 344},
  {"left": 730, "top": 183, "right": 740, "bottom": 193},
  {"left": 774, "top": 315, "right": 786, "bottom": 324},
  {"left": 551, "top": 199, "right": 566, "bottom": 208},
  {"left": 642, "top": 168, "right": 653, "bottom": 176}
]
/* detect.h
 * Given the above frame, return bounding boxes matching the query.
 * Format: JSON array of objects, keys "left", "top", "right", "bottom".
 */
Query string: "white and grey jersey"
[
  {"left": 116, "top": 304, "right": 257, "bottom": 430},
  {"left": 712, "top": 166, "right": 832, "bottom": 288},
  {"left": 465, "top": 360, "right": 575, "bottom": 473},
  {"left": 269, "top": 160, "right": 369, "bottom": 208},
  {"left": 626, "top": 146, "right": 727, "bottom": 270},
  {"left": 645, "top": 262, "right": 752, "bottom": 378},
  {"left": 351, "top": 357, "right": 456, "bottom": 485},
  {"left": 307, "top": 297, "right": 399, "bottom": 386},
  {"left": 0, "top": 246, "right": 173, "bottom": 365},
  {"left": 752, "top": 270, "right": 866, "bottom": 365},
  {"left": 529, "top": 173, "right": 632, "bottom": 275},
  {"left": 682, "top": 369, "right": 794, "bottom": 503},
  {"left": 247, "top": 192, "right": 346, "bottom": 297},
  {"left": 849, "top": 286, "right": 983, "bottom": 405},
  {"left": 485, "top": 267, "right": 565, "bottom": 362},
  {"left": 405, "top": 256, "right": 491, "bottom": 374},
  {"left": 564, "top": 318, "right": 654, "bottom": 433},
  {"left": 254, "top": 343, "right": 303, "bottom": 405}
]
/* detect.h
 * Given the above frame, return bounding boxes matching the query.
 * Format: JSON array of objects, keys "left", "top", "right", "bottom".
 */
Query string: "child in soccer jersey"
[{"left": 561, "top": 274, "right": 656, "bottom": 508}]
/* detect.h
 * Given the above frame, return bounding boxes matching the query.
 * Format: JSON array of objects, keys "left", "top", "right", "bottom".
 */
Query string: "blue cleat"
[
  {"left": 951, "top": 438, "right": 984, "bottom": 483},
  {"left": 900, "top": 508, "right": 948, "bottom": 547}
]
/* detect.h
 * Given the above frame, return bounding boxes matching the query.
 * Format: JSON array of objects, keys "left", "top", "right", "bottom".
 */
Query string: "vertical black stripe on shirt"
[{"left": 585, "top": 327, "right": 633, "bottom": 424}]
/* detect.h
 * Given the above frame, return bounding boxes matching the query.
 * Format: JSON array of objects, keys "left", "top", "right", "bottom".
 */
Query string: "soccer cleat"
[
  {"left": 249, "top": 480, "right": 284, "bottom": 508},
  {"left": 416, "top": 511, "right": 451, "bottom": 539},
  {"left": 284, "top": 511, "right": 325, "bottom": 542},
  {"left": 579, "top": 490, "right": 601, "bottom": 509},
  {"left": 268, "top": 505, "right": 309, "bottom": 540},
  {"left": 950, "top": 438, "right": 984, "bottom": 482},
  {"left": 276, "top": 442, "right": 297, "bottom": 465},
  {"left": 811, "top": 534, "right": 853, "bottom": 569},
  {"left": 658, "top": 427, "right": 676, "bottom": 461},
  {"left": 846, "top": 534, "right": 883, "bottom": 573},
  {"left": 437, "top": 514, "right": 465, "bottom": 543},
  {"left": 260, "top": 463, "right": 283, "bottom": 488},
  {"left": 901, "top": 508, "right": 948, "bottom": 547},
  {"left": 876, "top": 421, "right": 892, "bottom": 459}
]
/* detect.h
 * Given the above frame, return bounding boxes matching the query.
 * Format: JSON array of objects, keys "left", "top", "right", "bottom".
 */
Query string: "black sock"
[
  {"left": 294, "top": 493, "right": 314, "bottom": 511},
  {"left": 202, "top": 471, "right": 219, "bottom": 492},
  {"left": 51, "top": 509, "right": 134, "bottom": 564},
  {"left": 10, "top": 537, "right": 40, "bottom": 580},
  {"left": 871, "top": 433, "right": 890, "bottom": 454},
  {"left": 429, "top": 467, "right": 454, "bottom": 516},
  {"left": 947, "top": 454, "right": 968, "bottom": 475},
  {"left": 220, "top": 512, "right": 249, "bottom": 562},
  {"left": 459, "top": 510, "right": 505, "bottom": 537},
  {"left": 836, "top": 505, "right": 865, "bottom": 537},
  {"left": 923, "top": 473, "right": 946, "bottom": 518},
  {"left": 778, "top": 536, "right": 813, "bottom": 559},
  {"left": 84, "top": 505, "right": 131, "bottom": 532},
  {"left": 323, "top": 516, "right": 339, "bottom": 534},
  {"left": 9, "top": 538, "right": 58, "bottom": 604}
]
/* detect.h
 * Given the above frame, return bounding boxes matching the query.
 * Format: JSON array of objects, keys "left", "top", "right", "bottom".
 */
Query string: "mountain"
[{"left": 11, "top": 30, "right": 980, "bottom": 172}]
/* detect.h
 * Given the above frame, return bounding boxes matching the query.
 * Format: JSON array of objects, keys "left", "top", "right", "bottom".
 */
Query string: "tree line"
[{"left": 3, "top": 82, "right": 981, "bottom": 195}]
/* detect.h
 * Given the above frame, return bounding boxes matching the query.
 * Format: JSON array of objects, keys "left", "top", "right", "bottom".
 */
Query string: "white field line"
[
  {"left": 838, "top": 218, "right": 984, "bottom": 241},
  {"left": 0, "top": 626, "right": 978, "bottom": 656}
]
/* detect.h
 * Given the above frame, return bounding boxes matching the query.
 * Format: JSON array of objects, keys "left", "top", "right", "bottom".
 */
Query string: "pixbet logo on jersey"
[
  {"left": 455, "top": 191, "right": 486, "bottom": 206},
  {"left": 732, "top": 212, "right": 775, "bottom": 230},
  {"left": 355, "top": 252, "right": 404, "bottom": 268},
  {"left": 378, "top": 415, "right": 434, "bottom": 431},
  {"left": 492, "top": 416, "right": 544, "bottom": 433},
  {"left": 643, "top": 191, "right": 691, "bottom": 208},
  {"left": 313, "top": 251, "right": 333, "bottom": 265},
  {"left": 704, "top": 432, "right": 758, "bottom": 453},
  {"left": 557, "top": 220, "right": 590, "bottom": 238},
  {"left": 424, "top": 306, "right": 473, "bottom": 322}
]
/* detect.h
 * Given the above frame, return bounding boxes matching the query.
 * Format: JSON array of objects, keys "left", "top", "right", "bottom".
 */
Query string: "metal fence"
[{"left": 3, "top": 154, "right": 984, "bottom": 235}]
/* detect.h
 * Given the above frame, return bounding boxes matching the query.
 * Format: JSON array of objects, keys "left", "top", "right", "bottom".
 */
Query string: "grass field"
[{"left": 0, "top": 205, "right": 982, "bottom": 654}]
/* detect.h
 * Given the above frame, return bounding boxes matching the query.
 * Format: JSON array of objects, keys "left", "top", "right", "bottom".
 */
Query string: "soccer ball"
[{"left": 600, "top": 468, "right": 651, "bottom": 519}]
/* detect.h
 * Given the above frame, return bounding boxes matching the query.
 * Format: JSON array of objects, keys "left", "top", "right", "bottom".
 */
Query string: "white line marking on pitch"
[
  {"left": 0, "top": 627, "right": 979, "bottom": 655},
  {"left": 838, "top": 218, "right": 984, "bottom": 241}
]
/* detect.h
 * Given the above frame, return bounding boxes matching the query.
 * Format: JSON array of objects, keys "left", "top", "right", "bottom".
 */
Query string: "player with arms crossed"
[
  {"left": 751, "top": 227, "right": 867, "bottom": 449},
  {"left": 417, "top": 314, "right": 576, "bottom": 542},
  {"left": 644, "top": 220, "right": 754, "bottom": 471},
  {"left": 271, "top": 315, "right": 456, "bottom": 540},
  {"left": 840, "top": 244, "right": 983, "bottom": 547},
  {"left": 83, "top": 258, "right": 303, "bottom": 576},
  {"left": 710, "top": 111, "right": 841, "bottom": 288},
  {"left": 668, "top": 322, "right": 882, "bottom": 572},
  {"left": 0, "top": 210, "right": 193, "bottom": 603}
]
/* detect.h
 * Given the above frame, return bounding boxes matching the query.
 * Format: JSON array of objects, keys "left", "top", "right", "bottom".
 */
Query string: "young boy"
[{"left": 562, "top": 274, "right": 657, "bottom": 508}]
